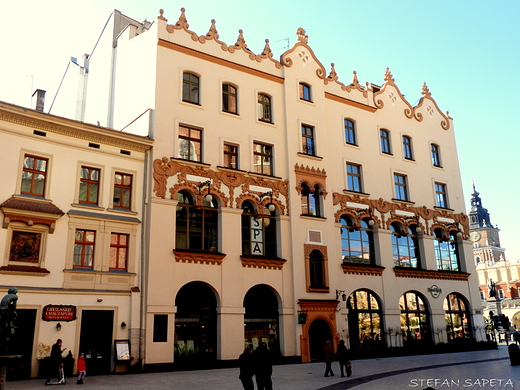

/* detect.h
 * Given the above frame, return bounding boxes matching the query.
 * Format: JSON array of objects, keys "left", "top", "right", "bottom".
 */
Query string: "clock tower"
[{"left": 468, "top": 183, "right": 505, "bottom": 264}]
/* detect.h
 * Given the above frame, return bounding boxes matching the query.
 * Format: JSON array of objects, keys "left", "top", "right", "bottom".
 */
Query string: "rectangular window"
[
  {"left": 299, "top": 83, "right": 311, "bottom": 101},
  {"left": 222, "top": 84, "right": 237, "bottom": 114},
  {"left": 110, "top": 233, "right": 128, "bottom": 270},
  {"left": 403, "top": 136, "right": 413, "bottom": 160},
  {"left": 113, "top": 173, "right": 132, "bottom": 209},
  {"left": 380, "top": 130, "right": 391, "bottom": 154},
  {"left": 258, "top": 94, "right": 272, "bottom": 123},
  {"left": 74, "top": 229, "right": 95, "bottom": 268},
  {"left": 79, "top": 167, "right": 100, "bottom": 205},
  {"left": 153, "top": 314, "right": 168, "bottom": 342},
  {"left": 435, "top": 183, "right": 448, "bottom": 208},
  {"left": 253, "top": 142, "right": 273, "bottom": 175},
  {"left": 9, "top": 231, "right": 42, "bottom": 264},
  {"left": 223, "top": 143, "right": 238, "bottom": 169},
  {"left": 21, "top": 155, "right": 48, "bottom": 197},
  {"left": 301, "top": 125, "right": 316, "bottom": 155},
  {"left": 182, "top": 72, "right": 199, "bottom": 104},
  {"left": 394, "top": 174, "right": 408, "bottom": 201},
  {"left": 346, "top": 163, "right": 362, "bottom": 192},
  {"left": 431, "top": 144, "right": 442, "bottom": 167},
  {"left": 344, "top": 119, "right": 357, "bottom": 145},
  {"left": 178, "top": 125, "right": 202, "bottom": 162}
]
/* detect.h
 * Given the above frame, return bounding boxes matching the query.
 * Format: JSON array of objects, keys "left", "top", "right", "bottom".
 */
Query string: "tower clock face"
[{"left": 470, "top": 232, "right": 481, "bottom": 242}]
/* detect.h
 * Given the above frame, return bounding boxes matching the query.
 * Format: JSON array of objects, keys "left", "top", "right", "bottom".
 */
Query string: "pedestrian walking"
[
  {"left": 323, "top": 340, "right": 335, "bottom": 377},
  {"left": 238, "top": 347, "right": 254, "bottom": 390},
  {"left": 254, "top": 342, "right": 273, "bottom": 390},
  {"left": 336, "top": 340, "right": 350, "bottom": 377},
  {"left": 46, "top": 338, "right": 66, "bottom": 384},
  {"left": 77, "top": 352, "right": 87, "bottom": 384}
]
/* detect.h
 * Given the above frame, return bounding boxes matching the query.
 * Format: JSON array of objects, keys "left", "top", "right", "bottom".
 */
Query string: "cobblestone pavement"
[{"left": 5, "top": 345, "right": 519, "bottom": 390}]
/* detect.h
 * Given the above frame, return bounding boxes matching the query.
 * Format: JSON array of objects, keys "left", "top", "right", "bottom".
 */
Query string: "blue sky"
[{"left": 2, "top": 1, "right": 519, "bottom": 260}]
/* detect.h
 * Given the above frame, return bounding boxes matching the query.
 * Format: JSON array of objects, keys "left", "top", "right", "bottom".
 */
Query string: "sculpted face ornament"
[{"left": 428, "top": 285, "right": 442, "bottom": 299}]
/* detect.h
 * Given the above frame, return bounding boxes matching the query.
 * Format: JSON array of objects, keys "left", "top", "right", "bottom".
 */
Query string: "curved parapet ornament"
[
  {"left": 153, "top": 157, "right": 182, "bottom": 198},
  {"left": 166, "top": 7, "right": 199, "bottom": 41},
  {"left": 373, "top": 68, "right": 414, "bottom": 119},
  {"left": 280, "top": 28, "right": 327, "bottom": 79},
  {"left": 413, "top": 83, "right": 452, "bottom": 131}
]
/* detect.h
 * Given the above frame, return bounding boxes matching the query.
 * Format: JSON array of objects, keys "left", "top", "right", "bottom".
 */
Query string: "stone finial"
[
  {"left": 206, "top": 19, "right": 219, "bottom": 39},
  {"left": 351, "top": 71, "right": 360, "bottom": 86},
  {"left": 235, "top": 29, "right": 246, "bottom": 47},
  {"left": 158, "top": 9, "right": 167, "bottom": 21},
  {"left": 262, "top": 39, "right": 272, "bottom": 56},
  {"left": 297, "top": 27, "right": 308, "bottom": 44},
  {"left": 421, "top": 82, "right": 431, "bottom": 97},
  {"left": 328, "top": 63, "right": 338, "bottom": 81},
  {"left": 176, "top": 7, "right": 189, "bottom": 28},
  {"left": 384, "top": 67, "right": 394, "bottom": 83}
]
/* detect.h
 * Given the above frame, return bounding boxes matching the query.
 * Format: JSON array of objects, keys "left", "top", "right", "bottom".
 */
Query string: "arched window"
[
  {"left": 241, "top": 201, "right": 277, "bottom": 257},
  {"left": 347, "top": 289, "right": 383, "bottom": 349},
  {"left": 182, "top": 72, "right": 200, "bottom": 104},
  {"left": 380, "top": 129, "right": 391, "bottom": 154},
  {"left": 176, "top": 191, "right": 218, "bottom": 251},
  {"left": 344, "top": 119, "right": 357, "bottom": 145},
  {"left": 309, "top": 250, "right": 326, "bottom": 289},
  {"left": 399, "top": 291, "right": 431, "bottom": 345},
  {"left": 444, "top": 293, "right": 472, "bottom": 341},
  {"left": 431, "top": 144, "right": 442, "bottom": 167},
  {"left": 402, "top": 135, "right": 413, "bottom": 160},
  {"left": 222, "top": 83, "right": 238, "bottom": 114},
  {"left": 301, "top": 183, "right": 321, "bottom": 217},
  {"left": 434, "top": 228, "right": 460, "bottom": 271},
  {"left": 258, "top": 93, "right": 272, "bottom": 123},
  {"left": 391, "top": 222, "right": 420, "bottom": 268},
  {"left": 340, "top": 216, "right": 374, "bottom": 265}
]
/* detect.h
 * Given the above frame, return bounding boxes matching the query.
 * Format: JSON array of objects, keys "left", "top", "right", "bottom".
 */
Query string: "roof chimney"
[{"left": 32, "top": 89, "right": 46, "bottom": 112}]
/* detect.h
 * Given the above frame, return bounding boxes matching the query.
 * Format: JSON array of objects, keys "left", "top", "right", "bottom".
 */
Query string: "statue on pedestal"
[
  {"left": 488, "top": 279, "right": 496, "bottom": 298},
  {"left": 0, "top": 287, "right": 18, "bottom": 353}
]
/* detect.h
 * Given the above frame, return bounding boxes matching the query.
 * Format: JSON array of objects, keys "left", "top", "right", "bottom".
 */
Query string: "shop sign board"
[{"left": 42, "top": 305, "right": 77, "bottom": 322}]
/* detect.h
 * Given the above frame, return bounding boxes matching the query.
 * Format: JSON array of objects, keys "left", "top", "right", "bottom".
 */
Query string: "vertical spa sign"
[{"left": 251, "top": 216, "right": 263, "bottom": 255}]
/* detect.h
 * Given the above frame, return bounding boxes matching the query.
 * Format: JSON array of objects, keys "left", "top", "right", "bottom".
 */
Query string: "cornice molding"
[
  {"left": 173, "top": 250, "right": 226, "bottom": 265},
  {"left": 240, "top": 255, "right": 286, "bottom": 270},
  {"left": 341, "top": 264, "right": 385, "bottom": 276},
  {"left": 393, "top": 268, "right": 470, "bottom": 281}
]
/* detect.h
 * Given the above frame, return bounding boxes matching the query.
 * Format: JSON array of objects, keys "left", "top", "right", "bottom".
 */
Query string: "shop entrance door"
[
  {"left": 79, "top": 310, "right": 113, "bottom": 375},
  {"left": 308, "top": 319, "right": 331, "bottom": 362},
  {"left": 7, "top": 309, "right": 36, "bottom": 380}
]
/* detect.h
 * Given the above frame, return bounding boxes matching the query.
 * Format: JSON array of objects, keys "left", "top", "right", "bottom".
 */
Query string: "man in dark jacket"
[
  {"left": 336, "top": 339, "right": 350, "bottom": 377},
  {"left": 239, "top": 347, "right": 255, "bottom": 390},
  {"left": 47, "top": 338, "right": 65, "bottom": 384},
  {"left": 254, "top": 343, "right": 273, "bottom": 390}
]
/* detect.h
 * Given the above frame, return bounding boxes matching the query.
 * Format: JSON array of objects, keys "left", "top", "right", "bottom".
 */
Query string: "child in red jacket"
[{"left": 77, "top": 352, "right": 86, "bottom": 385}]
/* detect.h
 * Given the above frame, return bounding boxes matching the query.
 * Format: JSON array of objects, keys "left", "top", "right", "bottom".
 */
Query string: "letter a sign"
[{"left": 251, "top": 216, "right": 264, "bottom": 255}]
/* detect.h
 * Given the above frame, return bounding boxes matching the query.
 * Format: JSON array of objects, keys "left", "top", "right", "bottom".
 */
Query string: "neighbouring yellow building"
[{"left": 0, "top": 99, "right": 152, "bottom": 378}]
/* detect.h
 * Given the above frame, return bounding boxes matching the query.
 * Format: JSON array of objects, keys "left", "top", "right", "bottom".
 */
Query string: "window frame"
[
  {"left": 79, "top": 166, "right": 101, "bottom": 206},
  {"left": 178, "top": 125, "right": 203, "bottom": 162},
  {"left": 252, "top": 142, "right": 273, "bottom": 176},
  {"left": 394, "top": 173, "right": 409, "bottom": 201},
  {"left": 434, "top": 229, "right": 460, "bottom": 271},
  {"left": 109, "top": 233, "right": 129, "bottom": 271},
  {"left": 113, "top": 172, "right": 133, "bottom": 210},
  {"left": 182, "top": 72, "right": 200, "bottom": 104},
  {"left": 300, "top": 182, "right": 321, "bottom": 217},
  {"left": 21, "top": 154, "right": 48, "bottom": 197},
  {"left": 346, "top": 162, "right": 363, "bottom": 193},
  {"left": 223, "top": 143, "right": 239, "bottom": 170},
  {"left": 391, "top": 223, "right": 421, "bottom": 268},
  {"left": 431, "top": 144, "right": 442, "bottom": 167},
  {"left": 175, "top": 190, "right": 219, "bottom": 252},
  {"left": 257, "top": 93, "right": 273, "bottom": 123},
  {"left": 299, "top": 82, "right": 312, "bottom": 102},
  {"left": 380, "top": 129, "right": 392, "bottom": 154},
  {"left": 241, "top": 201, "right": 277, "bottom": 257},
  {"left": 222, "top": 83, "right": 238, "bottom": 114},
  {"left": 73, "top": 229, "right": 96, "bottom": 269},
  {"left": 301, "top": 124, "right": 316, "bottom": 156},
  {"left": 344, "top": 119, "right": 357, "bottom": 146},
  {"left": 402, "top": 135, "right": 414, "bottom": 160},
  {"left": 340, "top": 216, "right": 375, "bottom": 265},
  {"left": 435, "top": 182, "right": 448, "bottom": 208}
]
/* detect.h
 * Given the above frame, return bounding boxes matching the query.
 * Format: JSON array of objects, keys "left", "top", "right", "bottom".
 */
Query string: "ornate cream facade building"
[
  {"left": 0, "top": 100, "right": 152, "bottom": 377},
  {"left": 82, "top": 8, "right": 484, "bottom": 367}
]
